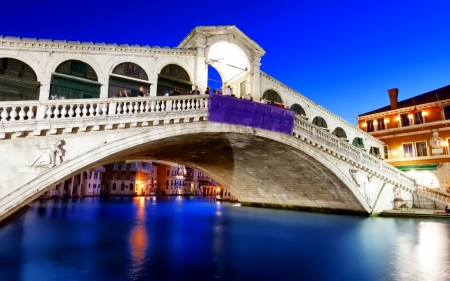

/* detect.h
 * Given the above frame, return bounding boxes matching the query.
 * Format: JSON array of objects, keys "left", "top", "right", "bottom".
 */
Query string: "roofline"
[{"left": 178, "top": 25, "right": 266, "bottom": 54}]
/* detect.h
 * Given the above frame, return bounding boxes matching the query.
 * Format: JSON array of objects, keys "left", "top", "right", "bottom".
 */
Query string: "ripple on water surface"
[{"left": 0, "top": 196, "right": 449, "bottom": 281}]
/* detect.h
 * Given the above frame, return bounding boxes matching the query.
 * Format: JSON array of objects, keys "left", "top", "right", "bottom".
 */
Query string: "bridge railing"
[
  {"left": 292, "top": 116, "right": 416, "bottom": 190},
  {"left": 0, "top": 95, "right": 209, "bottom": 122},
  {"left": 416, "top": 185, "right": 450, "bottom": 203}
]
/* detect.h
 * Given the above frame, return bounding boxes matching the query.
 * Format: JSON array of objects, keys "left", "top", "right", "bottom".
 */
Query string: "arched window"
[
  {"left": 50, "top": 60, "right": 100, "bottom": 99},
  {"left": 106, "top": 183, "right": 110, "bottom": 190},
  {"left": 130, "top": 184, "right": 134, "bottom": 191},
  {"left": 312, "top": 117, "right": 328, "bottom": 128},
  {"left": 112, "top": 183, "right": 116, "bottom": 190},
  {"left": 352, "top": 137, "right": 365, "bottom": 148},
  {"left": 0, "top": 58, "right": 40, "bottom": 101},
  {"left": 262, "top": 90, "right": 282, "bottom": 103},
  {"left": 332, "top": 127, "right": 347, "bottom": 139},
  {"left": 109, "top": 62, "right": 150, "bottom": 97},
  {"left": 157, "top": 64, "right": 192, "bottom": 96},
  {"left": 121, "top": 183, "right": 125, "bottom": 190},
  {"left": 290, "top": 104, "right": 306, "bottom": 116}
]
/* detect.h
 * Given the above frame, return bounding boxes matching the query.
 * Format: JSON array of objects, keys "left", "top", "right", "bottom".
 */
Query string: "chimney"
[{"left": 388, "top": 88, "right": 398, "bottom": 109}]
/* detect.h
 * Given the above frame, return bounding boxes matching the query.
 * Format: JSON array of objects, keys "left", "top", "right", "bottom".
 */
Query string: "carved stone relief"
[{"left": 31, "top": 140, "right": 65, "bottom": 168}]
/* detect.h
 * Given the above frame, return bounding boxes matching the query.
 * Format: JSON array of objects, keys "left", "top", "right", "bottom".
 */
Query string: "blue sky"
[{"left": 2, "top": 0, "right": 450, "bottom": 124}]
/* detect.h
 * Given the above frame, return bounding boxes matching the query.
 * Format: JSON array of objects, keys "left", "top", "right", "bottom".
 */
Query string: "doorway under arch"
[
  {"left": 109, "top": 62, "right": 150, "bottom": 97},
  {"left": 0, "top": 58, "right": 40, "bottom": 101},
  {"left": 157, "top": 64, "right": 192, "bottom": 96},
  {"left": 262, "top": 90, "right": 282, "bottom": 103},
  {"left": 50, "top": 60, "right": 101, "bottom": 99}
]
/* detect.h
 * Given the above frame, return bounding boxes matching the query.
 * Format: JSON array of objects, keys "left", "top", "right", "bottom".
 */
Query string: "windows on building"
[
  {"left": 444, "top": 106, "right": 450, "bottom": 120},
  {"left": 352, "top": 137, "right": 365, "bottom": 148},
  {"left": 106, "top": 183, "right": 110, "bottom": 190},
  {"left": 376, "top": 118, "right": 385, "bottom": 131},
  {"left": 130, "top": 184, "right": 133, "bottom": 190},
  {"left": 402, "top": 143, "right": 414, "bottom": 157},
  {"left": 112, "top": 183, "right": 116, "bottom": 190},
  {"left": 113, "top": 173, "right": 117, "bottom": 180},
  {"left": 121, "top": 162, "right": 127, "bottom": 170},
  {"left": 369, "top": 147, "right": 380, "bottom": 157},
  {"left": 312, "top": 117, "right": 328, "bottom": 128},
  {"left": 121, "top": 173, "right": 126, "bottom": 180},
  {"left": 415, "top": 141, "right": 428, "bottom": 157},
  {"left": 414, "top": 111, "right": 424, "bottom": 124},
  {"left": 383, "top": 145, "right": 389, "bottom": 159},
  {"left": 366, "top": 120, "right": 374, "bottom": 132},
  {"left": 121, "top": 183, "right": 125, "bottom": 190},
  {"left": 113, "top": 162, "right": 119, "bottom": 170},
  {"left": 400, "top": 113, "right": 410, "bottom": 127}
]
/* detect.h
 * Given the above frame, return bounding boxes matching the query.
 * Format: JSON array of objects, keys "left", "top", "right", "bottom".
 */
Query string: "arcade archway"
[
  {"left": 109, "top": 62, "right": 150, "bottom": 97},
  {"left": 0, "top": 58, "right": 40, "bottom": 101},
  {"left": 157, "top": 64, "right": 192, "bottom": 96},
  {"left": 50, "top": 60, "right": 101, "bottom": 99}
]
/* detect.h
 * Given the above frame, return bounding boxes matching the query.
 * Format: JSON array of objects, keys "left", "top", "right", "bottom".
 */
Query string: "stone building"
[
  {"left": 102, "top": 161, "right": 157, "bottom": 196},
  {"left": 357, "top": 86, "right": 450, "bottom": 193},
  {"left": 44, "top": 166, "right": 105, "bottom": 197}
]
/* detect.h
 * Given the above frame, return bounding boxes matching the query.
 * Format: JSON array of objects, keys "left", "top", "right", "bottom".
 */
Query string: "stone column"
[
  {"left": 193, "top": 35, "right": 208, "bottom": 92},
  {"left": 251, "top": 51, "right": 263, "bottom": 101},
  {"left": 68, "top": 177, "right": 74, "bottom": 198},
  {"left": 77, "top": 174, "right": 83, "bottom": 197},
  {"left": 58, "top": 181, "right": 64, "bottom": 198}
]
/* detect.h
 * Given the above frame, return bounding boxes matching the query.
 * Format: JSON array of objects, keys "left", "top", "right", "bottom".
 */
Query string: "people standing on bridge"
[
  {"left": 138, "top": 87, "right": 145, "bottom": 97},
  {"left": 116, "top": 90, "right": 123, "bottom": 98},
  {"left": 205, "top": 87, "right": 211, "bottom": 94},
  {"left": 261, "top": 97, "right": 268, "bottom": 104},
  {"left": 226, "top": 85, "right": 232, "bottom": 96},
  {"left": 123, "top": 89, "right": 130, "bottom": 97},
  {"left": 172, "top": 87, "right": 181, "bottom": 96},
  {"left": 191, "top": 85, "right": 200, "bottom": 95},
  {"left": 245, "top": 93, "right": 252, "bottom": 101}
]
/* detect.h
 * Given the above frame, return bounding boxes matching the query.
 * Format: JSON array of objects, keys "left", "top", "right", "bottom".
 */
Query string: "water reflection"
[
  {"left": 129, "top": 197, "right": 148, "bottom": 278},
  {"left": 417, "top": 222, "right": 449, "bottom": 280}
]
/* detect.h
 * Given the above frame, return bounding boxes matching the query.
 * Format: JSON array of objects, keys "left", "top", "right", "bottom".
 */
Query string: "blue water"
[{"left": 1, "top": 197, "right": 450, "bottom": 281}]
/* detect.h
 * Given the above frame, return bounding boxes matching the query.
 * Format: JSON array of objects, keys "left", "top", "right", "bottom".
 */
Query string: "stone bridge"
[
  {"left": 0, "top": 25, "right": 418, "bottom": 220},
  {"left": 0, "top": 95, "right": 416, "bottom": 220}
]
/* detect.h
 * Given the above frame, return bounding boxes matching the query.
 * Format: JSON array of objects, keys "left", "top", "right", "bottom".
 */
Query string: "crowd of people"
[{"left": 116, "top": 86, "right": 148, "bottom": 98}]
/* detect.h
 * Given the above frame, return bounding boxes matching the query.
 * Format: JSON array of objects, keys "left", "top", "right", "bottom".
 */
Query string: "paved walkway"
[{"left": 379, "top": 209, "right": 450, "bottom": 218}]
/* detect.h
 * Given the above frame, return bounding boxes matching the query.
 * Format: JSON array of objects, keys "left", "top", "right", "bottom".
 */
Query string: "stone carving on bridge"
[
  {"left": 349, "top": 169, "right": 361, "bottom": 187},
  {"left": 31, "top": 140, "right": 64, "bottom": 168},
  {"left": 228, "top": 33, "right": 235, "bottom": 43}
]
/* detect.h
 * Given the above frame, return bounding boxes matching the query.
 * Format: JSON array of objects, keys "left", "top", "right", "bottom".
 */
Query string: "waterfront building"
[
  {"left": 44, "top": 166, "right": 105, "bottom": 197},
  {"left": 101, "top": 161, "right": 157, "bottom": 196},
  {"left": 357, "top": 86, "right": 450, "bottom": 193}
]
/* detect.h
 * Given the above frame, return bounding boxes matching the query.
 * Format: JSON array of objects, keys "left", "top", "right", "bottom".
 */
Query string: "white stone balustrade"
[
  {"left": 292, "top": 116, "right": 416, "bottom": 192},
  {"left": 417, "top": 185, "right": 450, "bottom": 203}
]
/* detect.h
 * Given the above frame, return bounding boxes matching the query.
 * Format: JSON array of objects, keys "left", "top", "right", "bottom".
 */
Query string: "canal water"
[{"left": 1, "top": 197, "right": 449, "bottom": 281}]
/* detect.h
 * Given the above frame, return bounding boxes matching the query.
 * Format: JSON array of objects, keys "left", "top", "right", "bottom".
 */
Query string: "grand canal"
[{"left": 1, "top": 197, "right": 449, "bottom": 280}]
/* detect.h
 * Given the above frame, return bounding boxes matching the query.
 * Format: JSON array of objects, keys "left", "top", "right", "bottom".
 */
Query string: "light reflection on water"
[{"left": 0, "top": 197, "right": 450, "bottom": 281}]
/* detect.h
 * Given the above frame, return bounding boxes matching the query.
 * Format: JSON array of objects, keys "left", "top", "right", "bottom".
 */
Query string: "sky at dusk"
[{"left": 2, "top": 0, "right": 450, "bottom": 124}]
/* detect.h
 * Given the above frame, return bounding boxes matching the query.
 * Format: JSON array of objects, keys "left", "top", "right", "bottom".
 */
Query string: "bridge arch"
[
  {"left": 1, "top": 122, "right": 373, "bottom": 220},
  {"left": 0, "top": 52, "right": 44, "bottom": 81},
  {"left": 290, "top": 103, "right": 307, "bottom": 117},
  {"left": 108, "top": 62, "right": 150, "bottom": 97},
  {"left": 0, "top": 57, "right": 41, "bottom": 101},
  {"left": 332, "top": 127, "right": 347, "bottom": 139},
  {"left": 262, "top": 89, "right": 283, "bottom": 104},
  {"left": 156, "top": 64, "right": 193, "bottom": 96},
  {"left": 312, "top": 116, "right": 328, "bottom": 129}
]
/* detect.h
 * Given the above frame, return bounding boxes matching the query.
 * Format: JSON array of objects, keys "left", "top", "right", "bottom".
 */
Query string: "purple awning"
[{"left": 208, "top": 94, "right": 294, "bottom": 135}]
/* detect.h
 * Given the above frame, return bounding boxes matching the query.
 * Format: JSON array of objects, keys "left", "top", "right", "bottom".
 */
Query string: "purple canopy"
[{"left": 208, "top": 94, "right": 295, "bottom": 135}]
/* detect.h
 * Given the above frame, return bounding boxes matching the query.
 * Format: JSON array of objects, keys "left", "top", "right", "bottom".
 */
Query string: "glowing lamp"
[
  {"left": 392, "top": 150, "right": 398, "bottom": 156},
  {"left": 384, "top": 119, "right": 389, "bottom": 123},
  {"left": 422, "top": 111, "right": 427, "bottom": 116},
  {"left": 395, "top": 116, "right": 399, "bottom": 121},
  {"left": 362, "top": 122, "right": 367, "bottom": 127},
  {"left": 408, "top": 114, "right": 413, "bottom": 118},
  {"left": 374, "top": 120, "right": 378, "bottom": 125}
]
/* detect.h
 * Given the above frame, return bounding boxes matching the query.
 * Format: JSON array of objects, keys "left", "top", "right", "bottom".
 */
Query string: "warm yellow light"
[
  {"left": 373, "top": 120, "right": 378, "bottom": 125},
  {"left": 384, "top": 118, "right": 389, "bottom": 123},
  {"left": 408, "top": 114, "right": 413, "bottom": 118},
  {"left": 395, "top": 116, "right": 399, "bottom": 121},
  {"left": 362, "top": 122, "right": 367, "bottom": 127},
  {"left": 399, "top": 146, "right": 403, "bottom": 151},
  {"left": 392, "top": 150, "right": 398, "bottom": 156},
  {"left": 422, "top": 111, "right": 427, "bottom": 116}
]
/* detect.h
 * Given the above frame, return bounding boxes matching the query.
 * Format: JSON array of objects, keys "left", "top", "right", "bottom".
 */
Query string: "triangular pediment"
[{"left": 178, "top": 25, "right": 266, "bottom": 56}]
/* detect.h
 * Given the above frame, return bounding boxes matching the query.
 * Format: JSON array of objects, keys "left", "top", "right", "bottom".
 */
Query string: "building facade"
[
  {"left": 44, "top": 166, "right": 105, "bottom": 197},
  {"left": 357, "top": 86, "right": 450, "bottom": 193},
  {"left": 102, "top": 161, "right": 157, "bottom": 196}
]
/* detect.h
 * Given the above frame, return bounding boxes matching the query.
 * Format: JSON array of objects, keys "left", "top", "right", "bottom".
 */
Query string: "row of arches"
[
  {"left": 262, "top": 88, "right": 349, "bottom": 140},
  {"left": 0, "top": 57, "right": 193, "bottom": 101}
]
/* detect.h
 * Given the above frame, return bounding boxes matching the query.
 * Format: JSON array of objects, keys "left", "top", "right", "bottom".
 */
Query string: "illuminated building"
[
  {"left": 357, "top": 86, "right": 450, "bottom": 193},
  {"left": 101, "top": 161, "right": 157, "bottom": 196}
]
